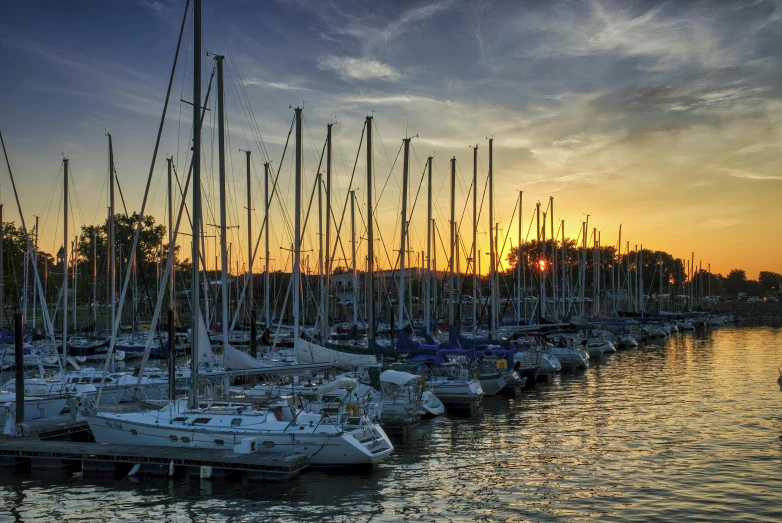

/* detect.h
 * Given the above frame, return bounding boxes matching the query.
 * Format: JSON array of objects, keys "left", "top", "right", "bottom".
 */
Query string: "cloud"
[
  {"left": 338, "top": 92, "right": 449, "bottom": 105},
  {"left": 508, "top": 0, "right": 757, "bottom": 74},
  {"left": 242, "top": 77, "right": 314, "bottom": 92},
  {"left": 304, "top": 1, "right": 452, "bottom": 55},
  {"left": 724, "top": 169, "right": 782, "bottom": 181},
  {"left": 137, "top": 0, "right": 165, "bottom": 11},
  {"left": 317, "top": 55, "right": 402, "bottom": 81},
  {"left": 377, "top": 2, "right": 452, "bottom": 43}
]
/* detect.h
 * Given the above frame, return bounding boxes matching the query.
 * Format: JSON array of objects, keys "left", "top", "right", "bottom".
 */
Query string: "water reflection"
[{"left": 1, "top": 327, "right": 781, "bottom": 521}]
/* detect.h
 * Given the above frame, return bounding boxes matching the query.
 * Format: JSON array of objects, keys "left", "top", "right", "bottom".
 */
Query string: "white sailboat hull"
[
  {"left": 551, "top": 348, "right": 589, "bottom": 369},
  {"left": 0, "top": 396, "right": 69, "bottom": 424},
  {"left": 85, "top": 411, "right": 393, "bottom": 467},
  {"left": 479, "top": 372, "right": 509, "bottom": 396}
]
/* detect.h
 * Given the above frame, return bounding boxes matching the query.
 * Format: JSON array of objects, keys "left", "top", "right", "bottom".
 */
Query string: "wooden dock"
[{"left": 0, "top": 438, "right": 308, "bottom": 481}]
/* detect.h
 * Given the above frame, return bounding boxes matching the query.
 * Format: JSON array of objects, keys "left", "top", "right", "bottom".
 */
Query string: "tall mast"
[
  {"left": 584, "top": 215, "right": 590, "bottom": 316},
  {"left": 596, "top": 229, "right": 601, "bottom": 314},
  {"left": 324, "top": 123, "right": 332, "bottom": 338},
  {"left": 456, "top": 231, "right": 461, "bottom": 326},
  {"left": 521, "top": 192, "right": 527, "bottom": 321},
  {"left": 579, "top": 221, "right": 585, "bottom": 318},
  {"left": 488, "top": 138, "right": 496, "bottom": 337},
  {"left": 616, "top": 224, "right": 622, "bottom": 313},
  {"left": 108, "top": 134, "right": 116, "bottom": 348},
  {"left": 293, "top": 107, "right": 303, "bottom": 342},
  {"left": 189, "top": 0, "right": 202, "bottom": 410},
  {"left": 425, "top": 157, "right": 432, "bottom": 334},
  {"left": 366, "top": 116, "right": 374, "bottom": 341},
  {"left": 245, "top": 151, "right": 256, "bottom": 357},
  {"left": 33, "top": 216, "right": 39, "bottom": 328},
  {"left": 73, "top": 236, "right": 77, "bottom": 331},
  {"left": 62, "top": 157, "right": 69, "bottom": 370},
  {"left": 167, "top": 157, "right": 176, "bottom": 310},
  {"left": 633, "top": 245, "right": 638, "bottom": 312},
  {"left": 516, "top": 191, "right": 522, "bottom": 325},
  {"left": 167, "top": 157, "right": 176, "bottom": 400},
  {"left": 215, "top": 55, "right": 230, "bottom": 350},
  {"left": 550, "top": 196, "right": 557, "bottom": 321},
  {"left": 449, "top": 157, "right": 455, "bottom": 327},
  {"left": 592, "top": 227, "right": 600, "bottom": 315},
  {"left": 472, "top": 145, "right": 478, "bottom": 337},
  {"left": 639, "top": 244, "right": 644, "bottom": 317},
  {"left": 350, "top": 190, "right": 358, "bottom": 326},
  {"left": 105, "top": 207, "right": 110, "bottom": 333},
  {"left": 536, "top": 202, "right": 541, "bottom": 323},
  {"left": 92, "top": 231, "right": 97, "bottom": 326},
  {"left": 398, "top": 137, "right": 411, "bottom": 331},
  {"left": 433, "top": 219, "right": 438, "bottom": 324},
  {"left": 540, "top": 208, "right": 546, "bottom": 323},
  {"left": 561, "top": 219, "right": 566, "bottom": 319},
  {"left": 23, "top": 240, "right": 28, "bottom": 323},
  {"left": 264, "top": 162, "right": 270, "bottom": 328},
  {"left": 317, "top": 170, "right": 325, "bottom": 338}
]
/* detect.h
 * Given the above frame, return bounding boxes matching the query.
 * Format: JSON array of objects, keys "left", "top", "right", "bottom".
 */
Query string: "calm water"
[{"left": 1, "top": 326, "right": 781, "bottom": 522}]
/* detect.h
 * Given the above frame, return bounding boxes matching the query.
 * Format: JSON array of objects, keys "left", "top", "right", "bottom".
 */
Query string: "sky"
[{"left": 0, "top": 0, "right": 780, "bottom": 279}]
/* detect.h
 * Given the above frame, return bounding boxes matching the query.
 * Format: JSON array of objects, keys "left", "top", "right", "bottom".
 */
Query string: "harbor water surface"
[{"left": 1, "top": 326, "right": 781, "bottom": 522}]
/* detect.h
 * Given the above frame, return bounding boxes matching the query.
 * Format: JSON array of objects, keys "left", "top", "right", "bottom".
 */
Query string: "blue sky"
[{"left": 1, "top": 0, "right": 780, "bottom": 276}]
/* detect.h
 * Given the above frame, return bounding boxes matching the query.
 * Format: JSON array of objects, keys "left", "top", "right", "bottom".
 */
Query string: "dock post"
[{"left": 14, "top": 312, "right": 24, "bottom": 429}]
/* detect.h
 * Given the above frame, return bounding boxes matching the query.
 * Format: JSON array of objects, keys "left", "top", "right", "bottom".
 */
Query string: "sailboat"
[{"left": 83, "top": 16, "right": 392, "bottom": 466}]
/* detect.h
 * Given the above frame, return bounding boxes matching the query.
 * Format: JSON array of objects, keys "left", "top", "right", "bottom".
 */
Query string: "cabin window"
[
  {"left": 130, "top": 429, "right": 138, "bottom": 436},
  {"left": 173, "top": 417, "right": 186, "bottom": 422},
  {"left": 181, "top": 437, "right": 190, "bottom": 443},
  {"left": 263, "top": 441, "right": 275, "bottom": 448},
  {"left": 192, "top": 417, "right": 211, "bottom": 424},
  {"left": 231, "top": 418, "right": 242, "bottom": 426},
  {"left": 214, "top": 439, "right": 225, "bottom": 446},
  {"left": 169, "top": 435, "right": 178, "bottom": 442}
]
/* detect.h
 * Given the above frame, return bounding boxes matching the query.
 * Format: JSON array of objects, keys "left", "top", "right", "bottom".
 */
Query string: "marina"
[{"left": 0, "top": 0, "right": 780, "bottom": 520}]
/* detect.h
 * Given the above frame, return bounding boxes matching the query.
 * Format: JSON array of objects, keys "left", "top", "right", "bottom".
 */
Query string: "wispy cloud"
[
  {"left": 137, "top": 0, "right": 165, "bottom": 11},
  {"left": 317, "top": 55, "right": 402, "bottom": 81},
  {"left": 338, "top": 92, "right": 449, "bottom": 105},
  {"left": 724, "top": 169, "right": 782, "bottom": 181},
  {"left": 533, "top": 1, "right": 732, "bottom": 71},
  {"left": 320, "top": 1, "right": 452, "bottom": 51},
  {"left": 242, "top": 77, "right": 315, "bottom": 92}
]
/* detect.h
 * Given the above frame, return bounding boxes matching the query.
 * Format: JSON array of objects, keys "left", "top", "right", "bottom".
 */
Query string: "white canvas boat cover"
[
  {"left": 222, "top": 343, "right": 272, "bottom": 371},
  {"left": 316, "top": 378, "right": 358, "bottom": 395},
  {"left": 379, "top": 369, "right": 422, "bottom": 387},
  {"left": 294, "top": 338, "right": 377, "bottom": 367}
]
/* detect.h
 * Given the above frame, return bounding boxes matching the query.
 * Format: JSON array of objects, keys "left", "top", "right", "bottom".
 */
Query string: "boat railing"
[{"left": 96, "top": 390, "right": 126, "bottom": 413}]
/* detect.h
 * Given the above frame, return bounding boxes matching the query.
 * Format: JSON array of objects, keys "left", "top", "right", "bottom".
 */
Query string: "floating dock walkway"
[
  {"left": 0, "top": 438, "right": 308, "bottom": 481},
  {"left": 0, "top": 414, "right": 308, "bottom": 481}
]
